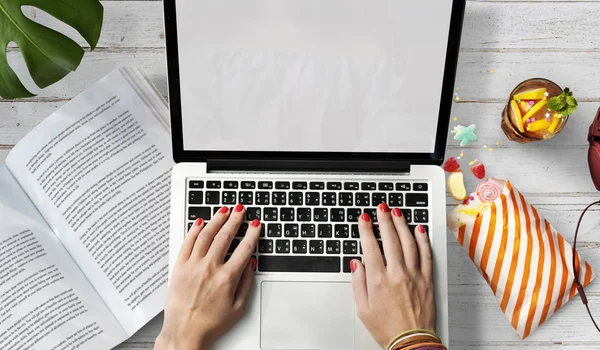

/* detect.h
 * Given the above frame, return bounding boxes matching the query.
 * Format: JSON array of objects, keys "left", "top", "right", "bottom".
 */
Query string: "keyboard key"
[
  {"left": 228, "top": 239, "right": 240, "bottom": 254},
  {"left": 347, "top": 209, "right": 361, "bottom": 222},
  {"left": 414, "top": 209, "right": 429, "bottom": 223},
  {"left": 189, "top": 180, "right": 204, "bottom": 189},
  {"left": 339, "top": 193, "right": 353, "bottom": 206},
  {"left": 310, "top": 182, "right": 325, "bottom": 190},
  {"left": 343, "top": 241, "right": 358, "bottom": 254},
  {"left": 188, "top": 222, "right": 194, "bottom": 231},
  {"left": 361, "top": 182, "right": 376, "bottom": 190},
  {"left": 259, "top": 181, "right": 273, "bottom": 189},
  {"left": 284, "top": 224, "right": 299, "bottom": 237},
  {"left": 258, "top": 256, "right": 339, "bottom": 272},
  {"left": 306, "top": 192, "right": 320, "bottom": 206},
  {"left": 406, "top": 193, "right": 428, "bottom": 207},
  {"left": 292, "top": 181, "right": 308, "bottom": 190},
  {"left": 272, "top": 192, "right": 286, "bottom": 205},
  {"left": 239, "top": 191, "right": 253, "bottom": 205},
  {"left": 189, "top": 191, "right": 203, "bottom": 204},
  {"left": 402, "top": 209, "right": 412, "bottom": 223},
  {"left": 326, "top": 240, "right": 341, "bottom": 254},
  {"left": 275, "top": 181, "right": 290, "bottom": 189},
  {"left": 207, "top": 181, "right": 221, "bottom": 189},
  {"left": 206, "top": 191, "right": 220, "bottom": 204},
  {"left": 309, "top": 240, "right": 324, "bottom": 254},
  {"left": 267, "top": 224, "right": 282, "bottom": 237},
  {"left": 241, "top": 181, "right": 256, "bottom": 189},
  {"left": 236, "top": 223, "right": 249, "bottom": 237},
  {"left": 330, "top": 208, "right": 345, "bottom": 222},
  {"left": 364, "top": 209, "right": 378, "bottom": 222},
  {"left": 372, "top": 193, "right": 387, "bottom": 206},
  {"left": 292, "top": 240, "right": 307, "bottom": 254},
  {"left": 289, "top": 192, "right": 303, "bottom": 205},
  {"left": 351, "top": 224, "right": 359, "bottom": 238},
  {"left": 379, "top": 182, "right": 394, "bottom": 191},
  {"left": 297, "top": 208, "right": 311, "bottom": 221},
  {"left": 256, "top": 192, "right": 270, "bottom": 205},
  {"left": 301, "top": 224, "right": 316, "bottom": 238},
  {"left": 373, "top": 224, "right": 380, "bottom": 238},
  {"left": 188, "top": 207, "right": 211, "bottom": 221},
  {"left": 414, "top": 183, "right": 428, "bottom": 191},
  {"left": 213, "top": 207, "right": 221, "bottom": 214},
  {"left": 343, "top": 257, "right": 361, "bottom": 273},
  {"left": 314, "top": 208, "right": 328, "bottom": 222},
  {"left": 280, "top": 208, "right": 294, "bottom": 221},
  {"left": 334, "top": 224, "right": 349, "bottom": 238},
  {"left": 222, "top": 191, "right": 237, "bottom": 204},
  {"left": 344, "top": 182, "right": 359, "bottom": 190},
  {"left": 355, "top": 193, "right": 369, "bottom": 206},
  {"left": 318, "top": 224, "right": 332, "bottom": 238},
  {"left": 322, "top": 193, "right": 336, "bottom": 206},
  {"left": 260, "top": 223, "right": 266, "bottom": 237},
  {"left": 275, "top": 240, "right": 291, "bottom": 254},
  {"left": 224, "top": 181, "right": 238, "bottom": 189},
  {"left": 327, "top": 182, "right": 342, "bottom": 190},
  {"left": 259, "top": 239, "right": 274, "bottom": 253},
  {"left": 396, "top": 183, "right": 411, "bottom": 191},
  {"left": 389, "top": 193, "right": 403, "bottom": 206},
  {"left": 246, "top": 207, "right": 261, "bottom": 221},
  {"left": 264, "top": 208, "right": 278, "bottom": 221}
]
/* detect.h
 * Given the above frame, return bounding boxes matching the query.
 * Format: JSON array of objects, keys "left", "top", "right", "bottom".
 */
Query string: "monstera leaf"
[{"left": 0, "top": 0, "right": 103, "bottom": 99}]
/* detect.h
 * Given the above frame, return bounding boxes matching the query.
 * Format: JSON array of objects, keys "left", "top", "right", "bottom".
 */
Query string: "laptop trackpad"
[{"left": 261, "top": 282, "right": 355, "bottom": 350}]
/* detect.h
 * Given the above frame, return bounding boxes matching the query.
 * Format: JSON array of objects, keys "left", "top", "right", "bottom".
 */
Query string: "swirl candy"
[{"left": 476, "top": 181, "right": 501, "bottom": 202}]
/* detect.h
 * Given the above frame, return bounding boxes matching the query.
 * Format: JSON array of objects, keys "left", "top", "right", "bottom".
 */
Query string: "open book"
[{"left": 0, "top": 68, "right": 174, "bottom": 349}]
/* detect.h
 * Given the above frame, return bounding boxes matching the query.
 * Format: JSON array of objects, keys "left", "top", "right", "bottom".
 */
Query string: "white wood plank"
[{"left": 0, "top": 148, "right": 10, "bottom": 163}]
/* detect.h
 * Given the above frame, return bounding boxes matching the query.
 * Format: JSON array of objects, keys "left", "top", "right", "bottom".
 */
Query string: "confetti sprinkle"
[
  {"left": 517, "top": 98, "right": 522, "bottom": 103},
  {"left": 544, "top": 91, "right": 550, "bottom": 97},
  {"left": 469, "top": 196, "right": 475, "bottom": 201},
  {"left": 457, "top": 157, "right": 461, "bottom": 160},
  {"left": 453, "top": 124, "right": 478, "bottom": 146},
  {"left": 453, "top": 117, "right": 457, "bottom": 121},
  {"left": 455, "top": 87, "right": 460, "bottom": 91},
  {"left": 496, "top": 141, "right": 501, "bottom": 145},
  {"left": 453, "top": 201, "right": 457, "bottom": 205},
  {"left": 484, "top": 145, "right": 487, "bottom": 148},
  {"left": 529, "top": 100, "right": 535, "bottom": 106},
  {"left": 469, "top": 161, "right": 474, "bottom": 166},
  {"left": 455, "top": 96, "right": 460, "bottom": 102},
  {"left": 490, "top": 69, "right": 495, "bottom": 74},
  {"left": 488, "top": 148, "right": 493, "bottom": 152},
  {"left": 460, "top": 151, "right": 464, "bottom": 157}
]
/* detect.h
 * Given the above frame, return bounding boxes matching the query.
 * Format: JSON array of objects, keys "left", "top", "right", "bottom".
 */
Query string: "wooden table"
[{"left": 2, "top": 1, "right": 600, "bottom": 348}]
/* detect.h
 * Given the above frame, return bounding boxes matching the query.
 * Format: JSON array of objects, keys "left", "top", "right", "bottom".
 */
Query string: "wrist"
[{"left": 155, "top": 330, "right": 210, "bottom": 350}]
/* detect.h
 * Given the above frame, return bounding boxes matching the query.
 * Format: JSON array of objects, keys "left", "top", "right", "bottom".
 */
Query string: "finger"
[
  {"left": 415, "top": 224, "right": 433, "bottom": 279},
  {"left": 358, "top": 212, "right": 385, "bottom": 274},
  {"left": 233, "top": 258, "right": 257, "bottom": 311},
  {"left": 177, "top": 218, "right": 205, "bottom": 263},
  {"left": 391, "top": 208, "right": 420, "bottom": 273},
  {"left": 192, "top": 205, "right": 231, "bottom": 259},
  {"left": 227, "top": 219, "right": 261, "bottom": 277},
  {"left": 376, "top": 203, "right": 405, "bottom": 271},
  {"left": 350, "top": 259, "right": 368, "bottom": 312},
  {"left": 207, "top": 203, "right": 246, "bottom": 261}
]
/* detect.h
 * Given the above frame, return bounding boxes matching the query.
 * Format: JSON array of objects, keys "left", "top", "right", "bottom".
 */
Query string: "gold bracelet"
[
  {"left": 400, "top": 341, "right": 447, "bottom": 350},
  {"left": 386, "top": 329, "right": 440, "bottom": 350},
  {"left": 389, "top": 333, "right": 441, "bottom": 350}
]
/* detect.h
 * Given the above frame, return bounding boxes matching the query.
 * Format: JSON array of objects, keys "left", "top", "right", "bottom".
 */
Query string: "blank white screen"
[{"left": 175, "top": 0, "right": 453, "bottom": 153}]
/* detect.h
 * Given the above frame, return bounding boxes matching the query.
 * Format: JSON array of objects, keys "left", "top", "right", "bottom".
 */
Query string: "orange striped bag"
[{"left": 447, "top": 178, "right": 594, "bottom": 339}]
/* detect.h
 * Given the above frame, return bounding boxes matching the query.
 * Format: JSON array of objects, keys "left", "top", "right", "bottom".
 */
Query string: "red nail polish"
[
  {"left": 234, "top": 203, "right": 244, "bottom": 212},
  {"left": 418, "top": 224, "right": 426, "bottom": 234},
  {"left": 251, "top": 258, "right": 257, "bottom": 271},
  {"left": 392, "top": 208, "right": 402, "bottom": 217},
  {"left": 379, "top": 202, "right": 389, "bottom": 212},
  {"left": 350, "top": 260, "right": 358, "bottom": 273},
  {"left": 251, "top": 219, "right": 260, "bottom": 227},
  {"left": 194, "top": 218, "right": 203, "bottom": 226},
  {"left": 361, "top": 213, "right": 371, "bottom": 222},
  {"left": 219, "top": 206, "right": 228, "bottom": 214}
]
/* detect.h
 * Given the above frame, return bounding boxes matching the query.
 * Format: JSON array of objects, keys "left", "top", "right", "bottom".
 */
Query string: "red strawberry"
[
  {"left": 471, "top": 163, "right": 486, "bottom": 179},
  {"left": 443, "top": 157, "right": 460, "bottom": 172}
]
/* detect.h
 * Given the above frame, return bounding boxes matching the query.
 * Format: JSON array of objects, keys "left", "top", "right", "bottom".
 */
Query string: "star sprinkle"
[
  {"left": 453, "top": 124, "right": 478, "bottom": 146},
  {"left": 544, "top": 91, "right": 550, "bottom": 97},
  {"left": 453, "top": 117, "right": 457, "bottom": 121},
  {"left": 455, "top": 96, "right": 461, "bottom": 102}
]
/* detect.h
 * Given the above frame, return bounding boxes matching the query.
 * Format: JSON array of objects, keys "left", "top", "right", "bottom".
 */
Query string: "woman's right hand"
[{"left": 350, "top": 202, "right": 437, "bottom": 348}]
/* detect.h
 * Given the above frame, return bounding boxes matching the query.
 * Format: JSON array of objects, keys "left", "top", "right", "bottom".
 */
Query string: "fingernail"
[
  {"left": 234, "top": 203, "right": 244, "bottom": 212},
  {"left": 360, "top": 213, "right": 371, "bottom": 222},
  {"left": 418, "top": 224, "right": 426, "bottom": 234},
  {"left": 392, "top": 208, "right": 402, "bottom": 217},
  {"left": 219, "top": 206, "right": 228, "bottom": 214},
  {"left": 378, "top": 202, "right": 389, "bottom": 212},
  {"left": 251, "top": 258, "right": 257, "bottom": 271},
  {"left": 194, "top": 218, "right": 203, "bottom": 226},
  {"left": 251, "top": 219, "right": 260, "bottom": 227},
  {"left": 350, "top": 260, "right": 358, "bottom": 273}
]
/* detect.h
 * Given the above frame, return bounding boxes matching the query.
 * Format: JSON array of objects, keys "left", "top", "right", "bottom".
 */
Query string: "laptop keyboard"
[{"left": 186, "top": 179, "right": 430, "bottom": 273}]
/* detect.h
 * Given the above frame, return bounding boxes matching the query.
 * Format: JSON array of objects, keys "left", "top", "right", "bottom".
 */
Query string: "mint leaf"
[
  {"left": 564, "top": 105, "right": 577, "bottom": 116},
  {"left": 547, "top": 87, "right": 578, "bottom": 116},
  {"left": 566, "top": 96, "right": 577, "bottom": 107},
  {"left": 548, "top": 97, "right": 566, "bottom": 111}
]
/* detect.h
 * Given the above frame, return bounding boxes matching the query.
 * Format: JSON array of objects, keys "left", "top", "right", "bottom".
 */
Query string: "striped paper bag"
[{"left": 447, "top": 178, "right": 594, "bottom": 339}]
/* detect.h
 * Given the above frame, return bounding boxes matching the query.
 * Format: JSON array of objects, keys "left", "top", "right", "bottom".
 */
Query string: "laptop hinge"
[{"left": 207, "top": 159, "right": 411, "bottom": 173}]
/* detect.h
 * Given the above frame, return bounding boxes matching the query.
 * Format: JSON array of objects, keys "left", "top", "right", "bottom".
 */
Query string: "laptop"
[{"left": 164, "top": 1, "right": 465, "bottom": 348}]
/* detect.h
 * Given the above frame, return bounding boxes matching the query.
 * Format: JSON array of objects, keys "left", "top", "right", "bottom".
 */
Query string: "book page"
[
  {"left": 0, "top": 165, "right": 127, "bottom": 349},
  {"left": 5, "top": 69, "right": 175, "bottom": 335}
]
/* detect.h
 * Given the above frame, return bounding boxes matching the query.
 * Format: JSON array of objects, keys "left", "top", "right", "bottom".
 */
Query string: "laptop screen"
[{"left": 174, "top": 0, "right": 455, "bottom": 155}]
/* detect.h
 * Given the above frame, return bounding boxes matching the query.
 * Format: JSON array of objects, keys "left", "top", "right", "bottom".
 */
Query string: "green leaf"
[
  {"left": 548, "top": 96, "right": 566, "bottom": 111},
  {"left": 564, "top": 105, "right": 577, "bottom": 116},
  {"left": 566, "top": 96, "right": 578, "bottom": 107},
  {"left": 0, "top": 0, "right": 104, "bottom": 99}
]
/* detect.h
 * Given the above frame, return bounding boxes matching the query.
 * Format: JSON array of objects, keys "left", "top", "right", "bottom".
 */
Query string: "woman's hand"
[
  {"left": 156, "top": 204, "right": 260, "bottom": 350},
  {"left": 351, "top": 202, "right": 436, "bottom": 348}
]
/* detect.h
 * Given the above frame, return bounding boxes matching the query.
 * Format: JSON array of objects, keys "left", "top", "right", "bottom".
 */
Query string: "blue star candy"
[{"left": 453, "top": 124, "right": 478, "bottom": 147}]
